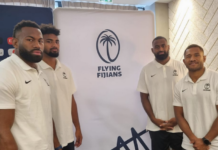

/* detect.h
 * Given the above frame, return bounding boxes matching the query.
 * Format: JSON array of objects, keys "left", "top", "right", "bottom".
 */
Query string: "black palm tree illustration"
[{"left": 100, "top": 34, "right": 116, "bottom": 62}]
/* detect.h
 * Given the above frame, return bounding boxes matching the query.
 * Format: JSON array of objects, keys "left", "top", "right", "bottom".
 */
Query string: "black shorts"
[
  {"left": 63, "top": 141, "right": 74, "bottom": 150},
  {"left": 149, "top": 131, "right": 185, "bottom": 150}
]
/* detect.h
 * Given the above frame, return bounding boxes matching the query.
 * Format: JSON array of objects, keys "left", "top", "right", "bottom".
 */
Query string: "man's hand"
[
  {"left": 160, "top": 118, "right": 177, "bottom": 131},
  {"left": 190, "top": 138, "right": 209, "bottom": 150},
  {"left": 75, "top": 129, "right": 83, "bottom": 147},
  {"left": 152, "top": 118, "right": 166, "bottom": 130}
]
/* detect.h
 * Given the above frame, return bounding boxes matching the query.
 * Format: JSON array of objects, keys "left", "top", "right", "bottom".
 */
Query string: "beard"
[
  {"left": 19, "top": 45, "right": 43, "bottom": 63},
  {"left": 154, "top": 51, "right": 169, "bottom": 60},
  {"left": 187, "top": 63, "right": 204, "bottom": 72},
  {"left": 44, "top": 48, "right": 59, "bottom": 58}
]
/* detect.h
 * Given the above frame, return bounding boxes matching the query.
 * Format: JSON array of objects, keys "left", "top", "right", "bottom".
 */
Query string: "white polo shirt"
[
  {"left": 137, "top": 58, "right": 187, "bottom": 133},
  {"left": 0, "top": 54, "right": 53, "bottom": 150},
  {"left": 173, "top": 69, "right": 218, "bottom": 150},
  {"left": 38, "top": 59, "right": 76, "bottom": 147}
]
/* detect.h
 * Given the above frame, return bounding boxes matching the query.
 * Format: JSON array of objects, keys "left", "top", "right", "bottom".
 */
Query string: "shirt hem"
[
  {"left": 137, "top": 88, "right": 148, "bottom": 94},
  {"left": 0, "top": 105, "right": 15, "bottom": 109},
  {"left": 61, "top": 138, "right": 74, "bottom": 147}
]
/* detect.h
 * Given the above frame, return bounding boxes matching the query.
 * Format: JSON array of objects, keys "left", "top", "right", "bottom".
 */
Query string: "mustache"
[
  {"left": 31, "top": 49, "right": 42, "bottom": 52},
  {"left": 157, "top": 51, "right": 166, "bottom": 55},
  {"left": 50, "top": 48, "right": 58, "bottom": 50}
]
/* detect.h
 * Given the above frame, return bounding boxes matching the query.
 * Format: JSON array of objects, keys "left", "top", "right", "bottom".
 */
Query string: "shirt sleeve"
[
  {"left": 0, "top": 68, "right": 17, "bottom": 109},
  {"left": 173, "top": 82, "right": 183, "bottom": 107},
  {"left": 137, "top": 67, "right": 149, "bottom": 94}
]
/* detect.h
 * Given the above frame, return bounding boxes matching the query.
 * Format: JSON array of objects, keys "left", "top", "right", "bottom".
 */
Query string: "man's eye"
[{"left": 27, "top": 39, "right": 33, "bottom": 42}]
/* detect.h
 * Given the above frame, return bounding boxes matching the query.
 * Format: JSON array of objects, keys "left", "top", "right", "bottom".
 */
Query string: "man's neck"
[
  {"left": 189, "top": 67, "right": 205, "bottom": 83},
  {"left": 156, "top": 56, "right": 170, "bottom": 65},
  {"left": 15, "top": 53, "right": 37, "bottom": 69},
  {"left": 43, "top": 54, "right": 57, "bottom": 70}
]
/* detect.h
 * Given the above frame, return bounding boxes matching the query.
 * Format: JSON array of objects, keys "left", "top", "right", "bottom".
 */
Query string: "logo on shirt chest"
[
  {"left": 25, "top": 80, "right": 31, "bottom": 84},
  {"left": 43, "top": 79, "right": 50, "bottom": 86},
  {"left": 173, "top": 70, "right": 178, "bottom": 76},
  {"left": 63, "top": 72, "right": 68, "bottom": 79},
  {"left": 203, "top": 83, "right": 210, "bottom": 91}
]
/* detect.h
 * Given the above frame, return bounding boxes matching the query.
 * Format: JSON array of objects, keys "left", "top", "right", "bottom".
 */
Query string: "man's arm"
[
  {"left": 71, "top": 95, "right": 82, "bottom": 147},
  {"left": 0, "top": 109, "right": 18, "bottom": 150},
  {"left": 174, "top": 106, "right": 196, "bottom": 141},
  {"left": 140, "top": 92, "right": 166, "bottom": 129},
  {"left": 204, "top": 105, "right": 218, "bottom": 142},
  {"left": 174, "top": 106, "right": 209, "bottom": 150}
]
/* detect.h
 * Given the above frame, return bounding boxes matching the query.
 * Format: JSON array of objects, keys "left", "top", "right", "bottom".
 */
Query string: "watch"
[
  {"left": 202, "top": 137, "right": 211, "bottom": 145},
  {"left": 55, "top": 145, "right": 62, "bottom": 150}
]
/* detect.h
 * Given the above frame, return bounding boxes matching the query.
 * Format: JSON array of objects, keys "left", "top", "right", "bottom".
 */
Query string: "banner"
[
  {"left": 54, "top": 8, "right": 154, "bottom": 150},
  {"left": 0, "top": 5, "right": 53, "bottom": 61}
]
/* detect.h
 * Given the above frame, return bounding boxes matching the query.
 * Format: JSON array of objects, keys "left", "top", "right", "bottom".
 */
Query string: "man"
[
  {"left": 0, "top": 20, "right": 53, "bottom": 150},
  {"left": 174, "top": 44, "right": 218, "bottom": 150},
  {"left": 39, "top": 24, "right": 83, "bottom": 150},
  {"left": 137, "top": 36, "right": 187, "bottom": 150}
]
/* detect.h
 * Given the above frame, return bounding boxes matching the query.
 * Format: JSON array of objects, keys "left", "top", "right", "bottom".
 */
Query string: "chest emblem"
[
  {"left": 43, "top": 79, "right": 50, "bottom": 86},
  {"left": 151, "top": 74, "right": 156, "bottom": 77},
  {"left": 173, "top": 70, "right": 178, "bottom": 76},
  {"left": 203, "top": 83, "right": 210, "bottom": 91},
  {"left": 63, "top": 72, "right": 68, "bottom": 79}
]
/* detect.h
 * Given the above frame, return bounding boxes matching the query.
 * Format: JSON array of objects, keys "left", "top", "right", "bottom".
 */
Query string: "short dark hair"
[
  {"left": 13, "top": 20, "right": 40, "bottom": 38},
  {"left": 152, "top": 36, "right": 168, "bottom": 45},
  {"left": 40, "top": 24, "right": 60, "bottom": 36},
  {"left": 184, "top": 44, "right": 204, "bottom": 56}
]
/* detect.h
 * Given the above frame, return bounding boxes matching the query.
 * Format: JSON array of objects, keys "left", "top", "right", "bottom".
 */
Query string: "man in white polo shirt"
[
  {"left": 174, "top": 44, "right": 218, "bottom": 150},
  {"left": 137, "top": 36, "right": 187, "bottom": 150},
  {"left": 38, "top": 24, "right": 83, "bottom": 150},
  {"left": 0, "top": 20, "right": 53, "bottom": 150}
]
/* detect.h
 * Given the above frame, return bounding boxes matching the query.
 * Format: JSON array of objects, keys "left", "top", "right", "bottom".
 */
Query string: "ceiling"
[{"left": 60, "top": 0, "right": 173, "bottom": 6}]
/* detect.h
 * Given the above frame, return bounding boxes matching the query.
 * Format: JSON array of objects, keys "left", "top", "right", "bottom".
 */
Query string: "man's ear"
[
  {"left": 151, "top": 48, "right": 154, "bottom": 54},
  {"left": 12, "top": 37, "right": 18, "bottom": 49},
  {"left": 203, "top": 55, "right": 206, "bottom": 63}
]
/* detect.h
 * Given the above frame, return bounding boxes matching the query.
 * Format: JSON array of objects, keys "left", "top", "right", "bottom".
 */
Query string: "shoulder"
[
  {"left": 176, "top": 75, "right": 186, "bottom": 88},
  {"left": 0, "top": 56, "right": 14, "bottom": 69},
  {"left": 207, "top": 69, "right": 218, "bottom": 79},
  {"left": 141, "top": 61, "right": 155, "bottom": 72},
  {"left": 0, "top": 57, "right": 16, "bottom": 77},
  {"left": 171, "top": 59, "right": 185, "bottom": 67},
  {"left": 59, "top": 62, "right": 71, "bottom": 72}
]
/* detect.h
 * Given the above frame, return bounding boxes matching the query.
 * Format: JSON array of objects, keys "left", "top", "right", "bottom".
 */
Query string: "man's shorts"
[
  {"left": 63, "top": 141, "right": 74, "bottom": 150},
  {"left": 149, "top": 131, "right": 185, "bottom": 150}
]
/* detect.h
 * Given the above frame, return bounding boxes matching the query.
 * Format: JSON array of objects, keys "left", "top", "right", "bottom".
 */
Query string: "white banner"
[{"left": 54, "top": 8, "right": 154, "bottom": 150}]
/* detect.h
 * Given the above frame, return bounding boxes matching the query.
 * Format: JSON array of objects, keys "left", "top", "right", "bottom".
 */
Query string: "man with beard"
[
  {"left": 38, "top": 24, "right": 82, "bottom": 150},
  {"left": 174, "top": 44, "right": 218, "bottom": 150},
  {"left": 137, "top": 36, "right": 187, "bottom": 150},
  {"left": 0, "top": 20, "right": 53, "bottom": 150}
]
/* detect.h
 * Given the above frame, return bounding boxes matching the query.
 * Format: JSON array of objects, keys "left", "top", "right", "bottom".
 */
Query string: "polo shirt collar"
[
  {"left": 39, "top": 59, "right": 62, "bottom": 70},
  {"left": 153, "top": 57, "right": 172, "bottom": 68},
  {"left": 11, "top": 54, "right": 35, "bottom": 71},
  {"left": 55, "top": 59, "right": 62, "bottom": 70},
  {"left": 185, "top": 68, "right": 208, "bottom": 83}
]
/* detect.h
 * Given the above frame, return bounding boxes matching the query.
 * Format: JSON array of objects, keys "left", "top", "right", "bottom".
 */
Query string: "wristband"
[
  {"left": 202, "top": 137, "right": 211, "bottom": 145},
  {"left": 55, "top": 145, "right": 62, "bottom": 150}
]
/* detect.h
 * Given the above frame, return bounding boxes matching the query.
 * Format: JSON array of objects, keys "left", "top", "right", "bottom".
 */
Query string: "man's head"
[
  {"left": 151, "top": 36, "right": 170, "bottom": 61},
  {"left": 183, "top": 44, "right": 206, "bottom": 72},
  {"left": 12, "top": 20, "right": 44, "bottom": 63},
  {"left": 40, "top": 24, "right": 60, "bottom": 58}
]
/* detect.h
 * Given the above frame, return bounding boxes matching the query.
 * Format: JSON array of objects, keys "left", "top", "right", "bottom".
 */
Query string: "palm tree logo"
[
  {"left": 96, "top": 29, "right": 120, "bottom": 63},
  {"left": 100, "top": 34, "right": 116, "bottom": 62}
]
